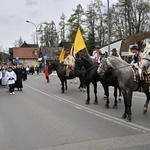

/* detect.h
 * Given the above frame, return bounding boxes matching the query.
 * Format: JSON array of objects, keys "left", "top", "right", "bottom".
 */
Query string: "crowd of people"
[{"left": 0, "top": 63, "right": 50, "bottom": 95}]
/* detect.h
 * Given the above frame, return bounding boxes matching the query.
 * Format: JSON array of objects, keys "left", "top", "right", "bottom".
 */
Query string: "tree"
[
  {"left": 40, "top": 21, "right": 58, "bottom": 47},
  {"left": 58, "top": 13, "right": 67, "bottom": 41},
  {"left": 66, "top": 4, "right": 85, "bottom": 41},
  {"left": 85, "top": 0, "right": 104, "bottom": 53},
  {"left": 112, "top": 0, "right": 150, "bottom": 49},
  {"left": 13, "top": 37, "right": 24, "bottom": 47}
]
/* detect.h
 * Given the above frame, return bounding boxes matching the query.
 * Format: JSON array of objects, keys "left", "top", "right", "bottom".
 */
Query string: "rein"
[
  {"left": 99, "top": 59, "right": 130, "bottom": 73},
  {"left": 142, "top": 57, "right": 150, "bottom": 62},
  {"left": 82, "top": 63, "right": 98, "bottom": 73}
]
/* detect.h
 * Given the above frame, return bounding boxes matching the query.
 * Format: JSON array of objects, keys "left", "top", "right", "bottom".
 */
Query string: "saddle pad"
[{"left": 144, "top": 74, "right": 150, "bottom": 84}]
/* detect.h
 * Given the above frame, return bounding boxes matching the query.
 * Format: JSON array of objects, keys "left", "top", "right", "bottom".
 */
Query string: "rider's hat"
[
  {"left": 95, "top": 45, "right": 100, "bottom": 49},
  {"left": 111, "top": 48, "right": 117, "bottom": 52},
  {"left": 130, "top": 45, "right": 139, "bottom": 51}
]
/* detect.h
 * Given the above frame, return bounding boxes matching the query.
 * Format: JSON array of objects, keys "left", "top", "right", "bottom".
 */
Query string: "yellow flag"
[
  {"left": 74, "top": 28, "right": 86, "bottom": 53},
  {"left": 59, "top": 47, "right": 65, "bottom": 63},
  {"left": 70, "top": 43, "right": 74, "bottom": 55}
]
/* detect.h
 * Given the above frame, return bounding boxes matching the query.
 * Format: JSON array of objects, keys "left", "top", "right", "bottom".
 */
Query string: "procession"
[{"left": 0, "top": 0, "right": 150, "bottom": 149}]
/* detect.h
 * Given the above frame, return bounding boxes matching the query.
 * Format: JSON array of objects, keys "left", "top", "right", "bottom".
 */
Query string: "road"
[{"left": 0, "top": 72, "right": 150, "bottom": 150}]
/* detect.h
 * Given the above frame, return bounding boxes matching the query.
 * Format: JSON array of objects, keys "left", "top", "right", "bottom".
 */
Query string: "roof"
[
  {"left": 100, "top": 40, "right": 122, "bottom": 53},
  {"left": 20, "top": 41, "right": 39, "bottom": 48},
  {"left": 40, "top": 46, "right": 60, "bottom": 60},
  {"left": 13, "top": 48, "right": 40, "bottom": 59},
  {"left": 58, "top": 41, "right": 73, "bottom": 50}
]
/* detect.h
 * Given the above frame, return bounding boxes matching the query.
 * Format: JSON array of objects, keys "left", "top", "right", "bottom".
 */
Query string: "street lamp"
[
  {"left": 107, "top": 0, "right": 110, "bottom": 55},
  {"left": 26, "top": 20, "right": 48, "bottom": 45}
]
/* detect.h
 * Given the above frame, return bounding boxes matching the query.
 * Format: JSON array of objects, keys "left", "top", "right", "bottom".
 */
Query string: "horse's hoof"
[
  {"left": 143, "top": 106, "right": 148, "bottom": 112},
  {"left": 103, "top": 95, "right": 106, "bottom": 100},
  {"left": 121, "top": 113, "right": 127, "bottom": 119},
  {"left": 82, "top": 88, "right": 86, "bottom": 92},
  {"left": 143, "top": 107, "right": 147, "bottom": 114},
  {"left": 85, "top": 100, "right": 89, "bottom": 104},
  {"left": 126, "top": 116, "right": 131, "bottom": 122},
  {"left": 118, "top": 96, "right": 122, "bottom": 102},
  {"left": 105, "top": 105, "right": 109, "bottom": 109},
  {"left": 143, "top": 110, "right": 147, "bottom": 114},
  {"left": 113, "top": 105, "right": 118, "bottom": 109},
  {"left": 79, "top": 88, "right": 83, "bottom": 91},
  {"left": 94, "top": 101, "right": 98, "bottom": 105}
]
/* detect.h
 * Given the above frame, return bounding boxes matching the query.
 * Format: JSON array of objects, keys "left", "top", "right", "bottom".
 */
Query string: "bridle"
[
  {"left": 142, "top": 57, "right": 150, "bottom": 62},
  {"left": 98, "top": 58, "right": 130, "bottom": 74}
]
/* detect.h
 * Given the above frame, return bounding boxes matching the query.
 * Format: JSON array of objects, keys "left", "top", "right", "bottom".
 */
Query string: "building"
[{"left": 9, "top": 41, "right": 40, "bottom": 66}]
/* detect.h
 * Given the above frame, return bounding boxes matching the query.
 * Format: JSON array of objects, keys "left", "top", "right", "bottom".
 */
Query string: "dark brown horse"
[
  {"left": 48, "top": 60, "right": 85, "bottom": 93},
  {"left": 75, "top": 56, "right": 122, "bottom": 107}
]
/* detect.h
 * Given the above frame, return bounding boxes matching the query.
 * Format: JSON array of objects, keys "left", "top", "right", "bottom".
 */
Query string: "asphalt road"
[{"left": 0, "top": 72, "right": 150, "bottom": 150}]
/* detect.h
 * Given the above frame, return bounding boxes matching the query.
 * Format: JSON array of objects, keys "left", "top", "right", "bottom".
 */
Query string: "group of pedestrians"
[{"left": 0, "top": 65, "right": 24, "bottom": 95}]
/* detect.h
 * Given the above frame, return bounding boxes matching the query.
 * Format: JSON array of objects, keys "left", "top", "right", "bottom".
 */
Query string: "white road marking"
[{"left": 24, "top": 83, "right": 150, "bottom": 133}]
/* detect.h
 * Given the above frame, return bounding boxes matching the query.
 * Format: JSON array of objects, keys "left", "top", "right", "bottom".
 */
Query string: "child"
[
  {"left": 43, "top": 65, "right": 50, "bottom": 83},
  {"left": 5, "top": 66, "right": 16, "bottom": 95}
]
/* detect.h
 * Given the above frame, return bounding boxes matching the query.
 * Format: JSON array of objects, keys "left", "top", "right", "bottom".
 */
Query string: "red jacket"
[{"left": 44, "top": 67, "right": 49, "bottom": 76}]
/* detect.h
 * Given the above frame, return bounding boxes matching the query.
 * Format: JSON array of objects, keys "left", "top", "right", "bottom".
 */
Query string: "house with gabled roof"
[{"left": 9, "top": 41, "right": 41, "bottom": 66}]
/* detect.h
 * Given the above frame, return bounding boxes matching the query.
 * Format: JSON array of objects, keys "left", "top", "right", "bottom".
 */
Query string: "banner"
[
  {"left": 59, "top": 47, "right": 65, "bottom": 63},
  {"left": 74, "top": 28, "right": 86, "bottom": 53}
]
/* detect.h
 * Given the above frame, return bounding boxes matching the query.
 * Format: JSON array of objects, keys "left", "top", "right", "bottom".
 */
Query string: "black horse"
[
  {"left": 75, "top": 56, "right": 122, "bottom": 108},
  {"left": 97, "top": 56, "right": 150, "bottom": 121},
  {"left": 75, "top": 56, "right": 103, "bottom": 105},
  {"left": 48, "top": 60, "right": 85, "bottom": 93}
]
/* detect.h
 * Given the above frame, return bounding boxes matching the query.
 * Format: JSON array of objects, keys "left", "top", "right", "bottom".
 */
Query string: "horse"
[
  {"left": 97, "top": 56, "right": 150, "bottom": 121},
  {"left": 48, "top": 60, "right": 86, "bottom": 93},
  {"left": 75, "top": 56, "right": 103, "bottom": 105},
  {"left": 140, "top": 43, "right": 150, "bottom": 113},
  {"left": 141, "top": 42, "right": 150, "bottom": 72},
  {"left": 75, "top": 56, "right": 122, "bottom": 107}
]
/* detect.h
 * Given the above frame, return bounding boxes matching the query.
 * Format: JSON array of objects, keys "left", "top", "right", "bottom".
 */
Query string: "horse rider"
[
  {"left": 63, "top": 53, "right": 75, "bottom": 77},
  {"left": 89, "top": 45, "right": 103, "bottom": 63},
  {"left": 111, "top": 48, "right": 121, "bottom": 58},
  {"left": 130, "top": 45, "right": 143, "bottom": 91}
]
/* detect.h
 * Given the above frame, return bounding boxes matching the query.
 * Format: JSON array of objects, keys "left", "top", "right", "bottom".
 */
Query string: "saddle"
[
  {"left": 132, "top": 68, "right": 150, "bottom": 84},
  {"left": 143, "top": 73, "right": 150, "bottom": 84},
  {"left": 64, "top": 65, "right": 74, "bottom": 77},
  {"left": 132, "top": 68, "right": 139, "bottom": 82}
]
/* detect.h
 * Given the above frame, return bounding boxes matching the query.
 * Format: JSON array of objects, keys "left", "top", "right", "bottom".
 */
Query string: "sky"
[{"left": 0, "top": 0, "right": 117, "bottom": 52}]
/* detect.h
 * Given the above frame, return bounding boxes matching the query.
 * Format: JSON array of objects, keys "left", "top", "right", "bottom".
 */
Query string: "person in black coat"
[
  {"left": 15, "top": 65, "right": 23, "bottom": 91},
  {"left": 22, "top": 66, "right": 27, "bottom": 81}
]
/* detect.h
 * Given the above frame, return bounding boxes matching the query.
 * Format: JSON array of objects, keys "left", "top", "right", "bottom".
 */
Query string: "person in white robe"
[{"left": 5, "top": 66, "right": 16, "bottom": 95}]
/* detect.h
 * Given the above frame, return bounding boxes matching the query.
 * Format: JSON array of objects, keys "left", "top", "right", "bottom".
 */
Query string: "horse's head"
[
  {"left": 48, "top": 60, "right": 60, "bottom": 71},
  {"left": 97, "top": 57, "right": 115, "bottom": 77},
  {"left": 141, "top": 42, "right": 150, "bottom": 72},
  {"left": 75, "top": 58, "right": 84, "bottom": 75}
]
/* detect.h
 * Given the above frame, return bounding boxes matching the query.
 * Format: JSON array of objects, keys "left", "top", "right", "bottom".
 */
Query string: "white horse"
[{"left": 141, "top": 42, "right": 150, "bottom": 73}]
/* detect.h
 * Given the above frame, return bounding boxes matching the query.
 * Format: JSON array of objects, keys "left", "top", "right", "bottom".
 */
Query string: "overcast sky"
[{"left": 0, "top": 0, "right": 117, "bottom": 51}]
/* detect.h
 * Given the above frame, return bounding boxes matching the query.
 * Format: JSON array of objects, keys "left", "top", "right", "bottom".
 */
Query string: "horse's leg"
[
  {"left": 126, "top": 90, "right": 132, "bottom": 122},
  {"left": 61, "top": 79, "right": 64, "bottom": 93},
  {"left": 118, "top": 87, "right": 122, "bottom": 102},
  {"left": 122, "top": 90, "right": 132, "bottom": 122},
  {"left": 78, "top": 77, "right": 83, "bottom": 91},
  {"left": 121, "top": 91, "right": 127, "bottom": 119},
  {"left": 113, "top": 86, "right": 118, "bottom": 109},
  {"left": 143, "top": 87, "right": 149, "bottom": 114},
  {"left": 93, "top": 82, "right": 98, "bottom": 104},
  {"left": 85, "top": 83, "right": 90, "bottom": 104},
  {"left": 64, "top": 79, "right": 67, "bottom": 90},
  {"left": 104, "top": 86, "right": 109, "bottom": 108}
]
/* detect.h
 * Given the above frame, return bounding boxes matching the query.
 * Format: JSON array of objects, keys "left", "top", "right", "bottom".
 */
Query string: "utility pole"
[
  {"left": 26, "top": 20, "right": 48, "bottom": 46},
  {"left": 107, "top": 0, "right": 110, "bottom": 55}
]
